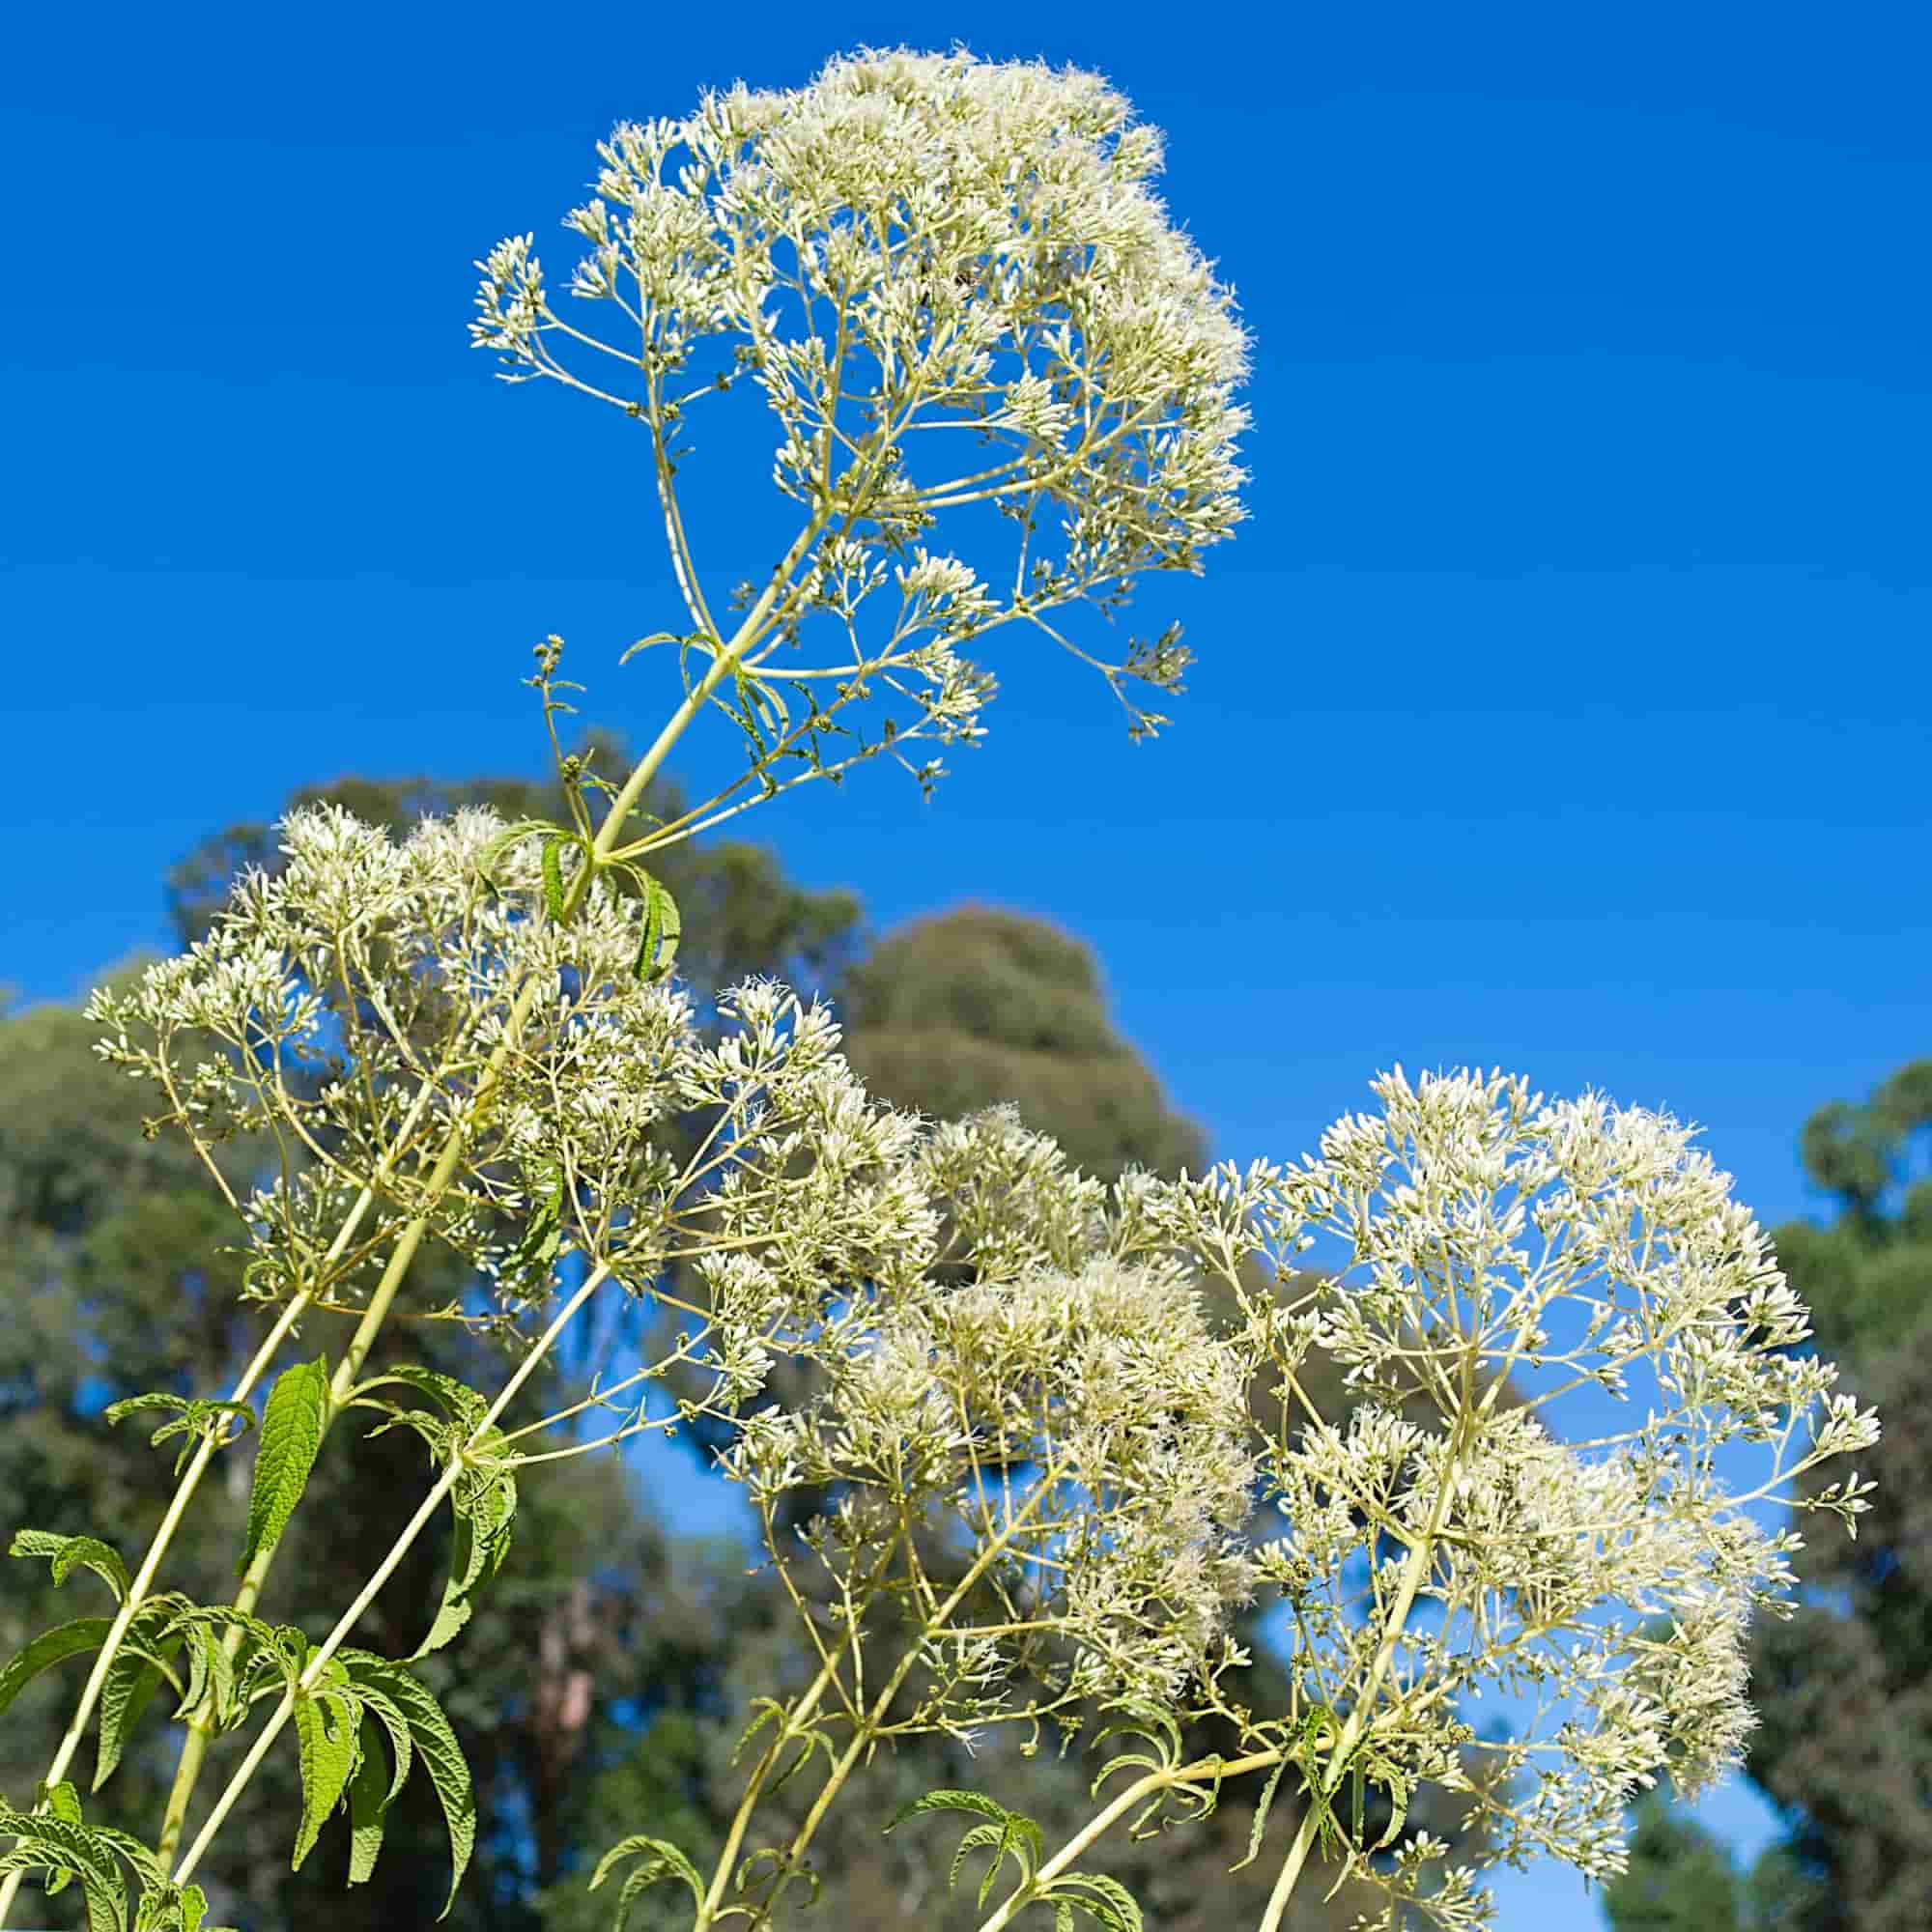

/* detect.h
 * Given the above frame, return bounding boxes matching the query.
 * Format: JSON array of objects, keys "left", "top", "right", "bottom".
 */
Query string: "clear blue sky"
[{"left": 4, "top": 4, "right": 1927, "bottom": 1923}]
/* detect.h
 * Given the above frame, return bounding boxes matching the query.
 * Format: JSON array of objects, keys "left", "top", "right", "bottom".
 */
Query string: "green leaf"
[
  {"left": 621, "top": 867, "right": 681, "bottom": 983},
  {"left": 291, "top": 1688, "right": 361, "bottom": 1871},
  {"left": 0, "top": 1802, "right": 131, "bottom": 1932},
  {"left": 352, "top": 1681, "right": 414, "bottom": 1808},
  {"left": 340, "top": 1653, "right": 474, "bottom": 1918},
  {"left": 412, "top": 1435, "right": 516, "bottom": 1660},
  {"left": 489, "top": 1168, "right": 566, "bottom": 1298},
  {"left": 239, "top": 1356, "right": 330, "bottom": 1577},
  {"left": 104, "top": 1394, "right": 255, "bottom": 1478},
  {"left": 1050, "top": 1872, "right": 1145, "bottom": 1932},
  {"left": 951, "top": 1820, "right": 1002, "bottom": 1897},
  {"left": 541, "top": 835, "right": 567, "bottom": 923},
  {"left": 1228, "top": 1756, "right": 1289, "bottom": 1874},
  {"left": 362, "top": 1370, "right": 517, "bottom": 1662},
  {"left": 10, "top": 1529, "right": 131, "bottom": 1605},
  {"left": 0, "top": 1617, "right": 112, "bottom": 1719},
  {"left": 40, "top": 1778, "right": 83, "bottom": 1895},
  {"left": 884, "top": 1788, "right": 1009, "bottom": 1834},
  {"left": 588, "top": 1834, "right": 705, "bottom": 1925},
  {"left": 94, "top": 1643, "right": 169, "bottom": 1793},
  {"left": 374, "top": 1364, "right": 488, "bottom": 1432},
  {"left": 472, "top": 816, "right": 571, "bottom": 897},
  {"left": 345, "top": 1713, "right": 392, "bottom": 1885}
]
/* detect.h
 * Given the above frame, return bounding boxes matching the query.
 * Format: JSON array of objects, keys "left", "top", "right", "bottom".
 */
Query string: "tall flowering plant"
[{"left": 0, "top": 46, "right": 1876, "bottom": 1932}]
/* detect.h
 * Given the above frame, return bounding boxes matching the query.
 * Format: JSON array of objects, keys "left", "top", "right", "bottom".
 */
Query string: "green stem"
[
  {"left": 1253, "top": 1424, "right": 1472, "bottom": 1932},
  {"left": 172, "top": 1259, "right": 615, "bottom": 1888},
  {"left": 692, "top": 1657, "right": 846, "bottom": 1932},
  {"left": 155, "top": 505, "right": 834, "bottom": 1888},
  {"left": 971, "top": 1749, "right": 1284, "bottom": 1932},
  {"left": 740, "top": 1486, "right": 1065, "bottom": 1932},
  {"left": 0, "top": 1063, "right": 449, "bottom": 1924}
]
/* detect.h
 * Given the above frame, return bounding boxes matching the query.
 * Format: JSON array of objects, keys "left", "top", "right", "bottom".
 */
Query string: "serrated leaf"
[
  {"left": 588, "top": 1834, "right": 705, "bottom": 1922},
  {"left": 472, "top": 817, "right": 570, "bottom": 896},
  {"left": 339, "top": 1653, "right": 473, "bottom": 1918},
  {"left": 1056, "top": 1905, "right": 1075, "bottom": 1932},
  {"left": 621, "top": 867, "right": 681, "bottom": 983},
  {"left": 884, "top": 1788, "right": 1009, "bottom": 1833},
  {"left": 541, "top": 836, "right": 567, "bottom": 923},
  {"left": 377, "top": 1364, "right": 488, "bottom": 1433},
  {"left": 104, "top": 1395, "right": 255, "bottom": 1479},
  {"left": 411, "top": 1447, "right": 516, "bottom": 1661},
  {"left": 950, "top": 1820, "right": 1002, "bottom": 1896},
  {"left": 344, "top": 1713, "right": 391, "bottom": 1885},
  {"left": 11, "top": 1529, "right": 131, "bottom": 1605},
  {"left": 1228, "top": 1756, "right": 1289, "bottom": 1873},
  {"left": 41, "top": 1777, "right": 82, "bottom": 1896},
  {"left": 94, "top": 1643, "right": 169, "bottom": 1793},
  {"left": 291, "top": 1687, "right": 361, "bottom": 1871},
  {"left": 0, "top": 1804, "right": 130, "bottom": 1932},
  {"left": 239, "top": 1356, "right": 329, "bottom": 1577},
  {"left": 352, "top": 1682, "right": 413, "bottom": 1806},
  {"left": 1052, "top": 1872, "right": 1145, "bottom": 1932},
  {"left": 0, "top": 1617, "right": 112, "bottom": 1719}
]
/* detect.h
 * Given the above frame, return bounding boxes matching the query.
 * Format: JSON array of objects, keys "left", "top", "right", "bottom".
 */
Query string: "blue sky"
[{"left": 4, "top": 3, "right": 1928, "bottom": 1923}]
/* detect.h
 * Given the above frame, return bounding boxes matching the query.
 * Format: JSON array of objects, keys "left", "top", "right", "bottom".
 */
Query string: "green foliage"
[
  {"left": 355, "top": 1366, "right": 518, "bottom": 1660},
  {"left": 238, "top": 1358, "right": 330, "bottom": 1577},
  {"left": 103, "top": 1395, "right": 255, "bottom": 1481},
  {"left": 0, "top": 1782, "right": 234, "bottom": 1932},
  {"left": 9, "top": 1531, "right": 131, "bottom": 1606},
  {"left": 1602, "top": 1792, "right": 1745, "bottom": 1932}
]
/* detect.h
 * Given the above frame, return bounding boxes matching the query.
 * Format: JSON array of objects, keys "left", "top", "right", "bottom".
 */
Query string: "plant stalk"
[
  {"left": 154, "top": 508, "right": 831, "bottom": 1887},
  {"left": 172, "top": 1257, "right": 613, "bottom": 1886}
]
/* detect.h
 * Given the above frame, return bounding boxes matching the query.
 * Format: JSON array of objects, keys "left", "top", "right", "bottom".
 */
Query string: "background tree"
[{"left": 1605, "top": 1060, "right": 1932, "bottom": 1932}]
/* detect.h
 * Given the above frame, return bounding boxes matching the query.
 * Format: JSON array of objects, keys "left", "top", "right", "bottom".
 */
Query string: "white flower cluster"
[
  {"left": 471, "top": 45, "right": 1251, "bottom": 745},
  {"left": 727, "top": 1253, "right": 1257, "bottom": 1720},
  {"left": 1240, "top": 1065, "right": 1882, "bottom": 1899}
]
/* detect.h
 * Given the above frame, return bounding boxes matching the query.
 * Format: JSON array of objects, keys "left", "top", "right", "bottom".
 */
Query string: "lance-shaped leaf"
[
  {"left": 412, "top": 1429, "right": 517, "bottom": 1660},
  {"left": 0, "top": 1617, "right": 114, "bottom": 1719},
  {"left": 238, "top": 1356, "right": 330, "bottom": 1577},
  {"left": 339, "top": 1652, "right": 474, "bottom": 1918},
  {"left": 344, "top": 1712, "right": 394, "bottom": 1885},
  {"left": 0, "top": 1797, "right": 149, "bottom": 1932},
  {"left": 1047, "top": 1872, "right": 1146, "bottom": 1932},
  {"left": 10, "top": 1528, "right": 131, "bottom": 1605},
  {"left": 291, "top": 1685, "right": 363, "bottom": 1871},
  {"left": 587, "top": 1834, "right": 705, "bottom": 1927},
  {"left": 615, "top": 864, "right": 681, "bottom": 983},
  {"left": 104, "top": 1393, "right": 255, "bottom": 1478},
  {"left": 358, "top": 1366, "right": 517, "bottom": 1660},
  {"left": 93, "top": 1611, "right": 182, "bottom": 1792}
]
